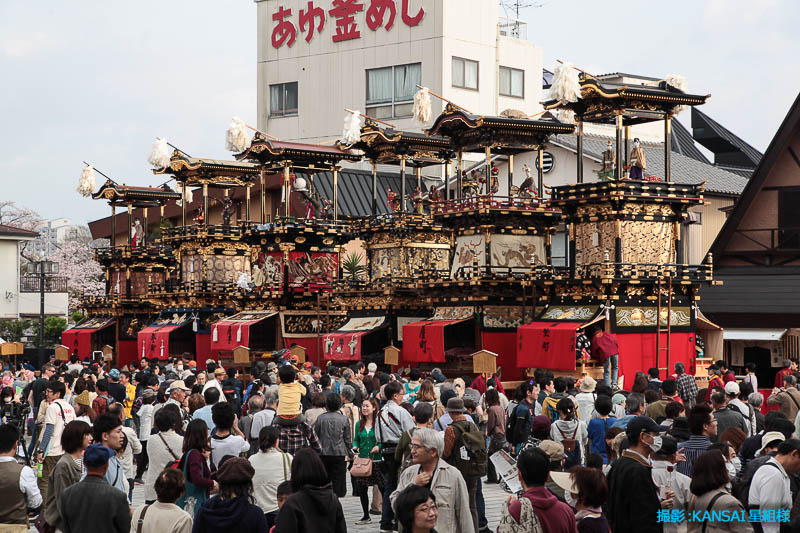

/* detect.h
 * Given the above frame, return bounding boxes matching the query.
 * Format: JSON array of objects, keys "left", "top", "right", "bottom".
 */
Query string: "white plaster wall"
[
  {"left": 18, "top": 292, "right": 68, "bottom": 318},
  {"left": 0, "top": 240, "right": 20, "bottom": 319}
]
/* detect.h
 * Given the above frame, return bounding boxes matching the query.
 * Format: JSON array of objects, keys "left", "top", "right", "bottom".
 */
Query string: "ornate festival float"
[{"left": 65, "top": 66, "right": 723, "bottom": 386}]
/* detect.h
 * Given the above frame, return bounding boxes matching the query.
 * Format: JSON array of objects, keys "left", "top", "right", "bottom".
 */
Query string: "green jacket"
[{"left": 354, "top": 420, "right": 382, "bottom": 460}]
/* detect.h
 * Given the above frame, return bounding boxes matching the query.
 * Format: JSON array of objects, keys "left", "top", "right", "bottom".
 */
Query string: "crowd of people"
[{"left": 1, "top": 353, "right": 800, "bottom": 532}]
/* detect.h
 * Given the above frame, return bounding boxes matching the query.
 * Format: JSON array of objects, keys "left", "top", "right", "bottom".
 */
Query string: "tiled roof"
[
  {"left": 0, "top": 224, "right": 38, "bottom": 238},
  {"left": 550, "top": 134, "right": 749, "bottom": 196},
  {"left": 671, "top": 118, "right": 710, "bottom": 164}
]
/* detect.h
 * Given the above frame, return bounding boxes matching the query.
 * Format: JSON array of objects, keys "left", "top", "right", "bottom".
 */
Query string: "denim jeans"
[
  {"left": 380, "top": 453, "right": 400, "bottom": 530},
  {"left": 603, "top": 354, "right": 619, "bottom": 387},
  {"left": 476, "top": 479, "right": 488, "bottom": 529}
]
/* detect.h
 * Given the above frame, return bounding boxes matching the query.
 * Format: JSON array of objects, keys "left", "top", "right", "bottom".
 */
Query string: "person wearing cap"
[
  {"left": 607, "top": 416, "right": 669, "bottom": 533},
  {"left": 60, "top": 443, "right": 131, "bottom": 533},
  {"left": 611, "top": 392, "right": 645, "bottom": 430},
  {"left": 537, "top": 439, "right": 569, "bottom": 499},
  {"left": 575, "top": 376, "right": 597, "bottom": 423},
  {"left": 106, "top": 368, "right": 127, "bottom": 405},
  {"left": 610, "top": 392, "right": 626, "bottom": 419},
  {"left": 710, "top": 390, "right": 747, "bottom": 444},
  {"left": 165, "top": 380, "right": 193, "bottom": 427},
  {"left": 725, "top": 381, "right": 755, "bottom": 437},
  {"left": 503, "top": 446, "right": 576, "bottom": 533},
  {"left": 266, "top": 361, "right": 278, "bottom": 385},
  {"left": 748, "top": 439, "right": 800, "bottom": 533},
  {"left": 202, "top": 366, "right": 227, "bottom": 399},
  {"left": 191, "top": 456, "right": 267, "bottom": 533},
  {"left": 650, "top": 435, "right": 691, "bottom": 533}
]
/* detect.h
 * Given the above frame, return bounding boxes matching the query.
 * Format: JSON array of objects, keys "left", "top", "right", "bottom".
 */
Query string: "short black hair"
[
  {"left": 665, "top": 401, "right": 685, "bottom": 420},
  {"left": 745, "top": 362, "right": 757, "bottom": 373},
  {"left": 325, "top": 391, "right": 342, "bottom": 412},
  {"left": 710, "top": 391, "right": 726, "bottom": 405},
  {"left": 688, "top": 404, "right": 714, "bottom": 436},
  {"left": 395, "top": 485, "right": 436, "bottom": 532},
  {"left": 556, "top": 397, "right": 576, "bottom": 420},
  {"left": 413, "top": 402, "right": 433, "bottom": 424},
  {"left": 61, "top": 420, "right": 92, "bottom": 454},
  {"left": 278, "top": 365, "right": 296, "bottom": 384},
  {"left": 409, "top": 368, "right": 421, "bottom": 381},
  {"left": 661, "top": 380, "right": 677, "bottom": 396},
  {"left": 93, "top": 413, "right": 121, "bottom": 443},
  {"left": 715, "top": 360, "right": 727, "bottom": 370},
  {"left": 319, "top": 375, "right": 331, "bottom": 389},
  {"left": 47, "top": 380, "right": 66, "bottom": 398},
  {"left": 772, "top": 418, "right": 796, "bottom": 440},
  {"left": 384, "top": 381, "right": 403, "bottom": 399},
  {"left": 648, "top": 368, "right": 660, "bottom": 379},
  {"left": 227, "top": 367, "right": 238, "bottom": 380},
  {"left": 291, "top": 448, "right": 328, "bottom": 490},
  {"left": 211, "top": 402, "right": 235, "bottom": 430},
  {"left": 764, "top": 410, "right": 788, "bottom": 431},
  {"left": 0, "top": 424, "right": 18, "bottom": 453},
  {"left": 155, "top": 468, "right": 185, "bottom": 503},
  {"left": 517, "top": 447, "right": 550, "bottom": 486},
  {"left": 553, "top": 377, "right": 567, "bottom": 393},
  {"left": 777, "top": 439, "right": 800, "bottom": 456},
  {"left": 96, "top": 379, "right": 108, "bottom": 392},
  {"left": 259, "top": 426, "right": 280, "bottom": 452},
  {"left": 594, "top": 395, "right": 612, "bottom": 416},
  {"left": 203, "top": 387, "right": 220, "bottom": 405},
  {"left": 276, "top": 480, "right": 292, "bottom": 497},
  {"left": 154, "top": 407, "right": 178, "bottom": 432}
]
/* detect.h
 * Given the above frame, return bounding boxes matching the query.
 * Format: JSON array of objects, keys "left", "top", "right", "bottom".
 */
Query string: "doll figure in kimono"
[{"left": 629, "top": 138, "right": 646, "bottom": 180}]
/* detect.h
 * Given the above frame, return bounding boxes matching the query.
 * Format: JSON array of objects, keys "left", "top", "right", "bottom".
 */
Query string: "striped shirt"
[{"left": 676, "top": 435, "right": 710, "bottom": 476}]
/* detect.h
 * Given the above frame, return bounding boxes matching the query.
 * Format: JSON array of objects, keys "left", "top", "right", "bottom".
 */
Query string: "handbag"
[
  {"left": 350, "top": 456, "right": 373, "bottom": 477},
  {"left": 33, "top": 513, "right": 55, "bottom": 533}
]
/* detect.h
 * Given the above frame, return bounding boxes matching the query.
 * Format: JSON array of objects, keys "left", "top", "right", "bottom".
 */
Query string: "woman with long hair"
[
  {"left": 550, "top": 397, "right": 589, "bottom": 468},
  {"left": 352, "top": 397, "right": 383, "bottom": 525},
  {"left": 686, "top": 450, "right": 752, "bottom": 532},
  {"left": 176, "top": 419, "right": 217, "bottom": 516},
  {"left": 413, "top": 381, "right": 444, "bottom": 419},
  {"left": 249, "top": 426, "right": 292, "bottom": 528},
  {"left": 553, "top": 466, "right": 611, "bottom": 533},
  {"left": 193, "top": 457, "right": 267, "bottom": 533},
  {"left": 42, "top": 420, "right": 93, "bottom": 531},
  {"left": 484, "top": 387, "right": 507, "bottom": 483},
  {"left": 275, "top": 448, "right": 346, "bottom": 533}
]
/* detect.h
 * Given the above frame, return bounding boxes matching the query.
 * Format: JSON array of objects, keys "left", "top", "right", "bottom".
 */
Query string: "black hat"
[
  {"left": 658, "top": 435, "right": 679, "bottom": 455},
  {"left": 669, "top": 417, "right": 690, "bottom": 441},
  {"left": 626, "top": 416, "right": 668, "bottom": 440}
]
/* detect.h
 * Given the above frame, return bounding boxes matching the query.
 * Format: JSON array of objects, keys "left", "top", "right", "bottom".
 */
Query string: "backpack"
[
  {"left": 556, "top": 422, "right": 582, "bottom": 469},
  {"left": 447, "top": 420, "right": 488, "bottom": 478},
  {"left": 733, "top": 456, "right": 781, "bottom": 508},
  {"left": 404, "top": 382, "right": 421, "bottom": 403},
  {"left": 506, "top": 402, "right": 531, "bottom": 445},
  {"left": 222, "top": 384, "right": 241, "bottom": 414}
]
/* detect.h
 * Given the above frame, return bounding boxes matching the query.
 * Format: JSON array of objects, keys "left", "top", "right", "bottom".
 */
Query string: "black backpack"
[
  {"left": 506, "top": 402, "right": 530, "bottom": 445},
  {"left": 733, "top": 455, "right": 780, "bottom": 508}
]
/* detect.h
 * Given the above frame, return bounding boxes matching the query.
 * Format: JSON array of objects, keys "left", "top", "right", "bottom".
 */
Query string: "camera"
[{"left": 1, "top": 400, "right": 31, "bottom": 431}]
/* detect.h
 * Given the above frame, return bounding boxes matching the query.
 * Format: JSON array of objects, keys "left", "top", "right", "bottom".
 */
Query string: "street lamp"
[{"left": 33, "top": 260, "right": 59, "bottom": 365}]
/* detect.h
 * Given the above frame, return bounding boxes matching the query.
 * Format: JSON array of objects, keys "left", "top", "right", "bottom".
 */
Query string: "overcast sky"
[{"left": 2, "top": 0, "right": 798, "bottom": 227}]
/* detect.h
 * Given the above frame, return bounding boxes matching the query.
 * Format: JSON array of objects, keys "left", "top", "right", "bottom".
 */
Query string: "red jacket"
[
  {"left": 775, "top": 368, "right": 793, "bottom": 388},
  {"left": 509, "top": 486, "right": 577, "bottom": 533},
  {"left": 591, "top": 331, "right": 619, "bottom": 364},
  {"left": 706, "top": 376, "right": 724, "bottom": 402}
]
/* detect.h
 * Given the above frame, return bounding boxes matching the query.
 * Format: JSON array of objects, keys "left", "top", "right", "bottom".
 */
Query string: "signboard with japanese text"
[{"left": 268, "top": 0, "right": 426, "bottom": 49}]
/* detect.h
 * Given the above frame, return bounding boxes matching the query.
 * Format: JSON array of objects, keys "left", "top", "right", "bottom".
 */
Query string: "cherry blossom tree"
[
  {"left": 50, "top": 238, "right": 105, "bottom": 311},
  {"left": 0, "top": 201, "right": 43, "bottom": 262}
]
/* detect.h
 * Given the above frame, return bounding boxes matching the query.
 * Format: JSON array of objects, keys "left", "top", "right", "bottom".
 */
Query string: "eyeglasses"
[
  {"left": 416, "top": 503, "right": 438, "bottom": 514},
  {"left": 409, "top": 444, "right": 428, "bottom": 451}
]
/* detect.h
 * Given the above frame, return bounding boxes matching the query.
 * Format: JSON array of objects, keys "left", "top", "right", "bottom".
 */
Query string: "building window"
[
  {"left": 452, "top": 57, "right": 479, "bottom": 90},
  {"left": 499, "top": 66, "right": 524, "bottom": 98},
  {"left": 779, "top": 189, "right": 800, "bottom": 249},
  {"left": 270, "top": 82, "right": 298, "bottom": 117},
  {"left": 366, "top": 63, "right": 421, "bottom": 119}
]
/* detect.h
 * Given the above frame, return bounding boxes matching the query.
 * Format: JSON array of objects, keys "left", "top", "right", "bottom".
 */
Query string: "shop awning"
[
  {"left": 61, "top": 318, "right": 116, "bottom": 358},
  {"left": 517, "top": 321, "right": 583, "bottom": 371},
  {"left": 402, "top": 317, "right": 472, "bottom": 363},
  {"left": 211, "top": 311, "right": 278, "bottom": 352},
  {"left": 723, "top": 329, "right": 786, "bottom": 341},
  {"left": 323, "top": 316, "right": 386, "bottom": 362},
  {"left": 137, "top": 321, "right": 191, "bottom": 360}
]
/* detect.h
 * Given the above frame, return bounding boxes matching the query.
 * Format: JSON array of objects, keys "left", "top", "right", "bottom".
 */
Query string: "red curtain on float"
[
  {"left": 285, "top": 337, "right": 322, "bottom": 366},
  {"left": 117, "top": 340, "right": 137, "bottom": 368},
  {"left": 516, "top": 322, "right": 579, "bottom": 371},
  {"left": 481, "top": 331, "right": 518, "bottom": 376},
  {"left": 323, "top": 331, "right": 365, "bottom": 362},
  {"left": 210, "top": 320, "right": 259, "bottom": 352},
  {"left": 195, "top": 333, "right": 211, "bottom": 364},
  {"left": 60, "top": 329, "right": 92, "bottom": 358},
  {"left": 402, "top": 320, "right": 466, "bottom": 363},
  {"left": 615, "top": 332, "right": 696, "bottom": 381},
  {"left": 137, "top": 325, "right": 182, "bottom": 360}
]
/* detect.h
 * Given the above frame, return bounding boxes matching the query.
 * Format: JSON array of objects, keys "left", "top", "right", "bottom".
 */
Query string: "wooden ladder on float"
[{"left": 655, "top": 274, "right": 672, "bottom": 376}]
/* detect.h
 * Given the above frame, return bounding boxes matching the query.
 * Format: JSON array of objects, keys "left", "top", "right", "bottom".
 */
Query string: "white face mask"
[
  {"left": 726, "top": 460, "right": 737, "bottom": 481},
  {"left": 647, "top": 435, "right": 663, "bottom": 453},
  {"left": 2, "top": 397, "right": 11, "bottom": 404},
  {"left": 730, "top": 457, "right": 741, "bottom": 478},
  {"left": 634, "top": 141, "right": 640, "bottom": 148}
]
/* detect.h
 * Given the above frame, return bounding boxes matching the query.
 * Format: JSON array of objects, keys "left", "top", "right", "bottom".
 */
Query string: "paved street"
[{"left": 31, "top": 473, "right": 509, "bottom": 532}]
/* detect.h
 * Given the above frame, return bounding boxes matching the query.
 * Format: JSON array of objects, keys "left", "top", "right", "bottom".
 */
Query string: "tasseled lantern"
[
  {"left": 147, "top": 137, "right": 171, "bottom": 169},
  {"left": 76, "top": 165, "right": 96, "bottom": 197},
  {"left": 341, "top": 110, "right": 362, "bottom": 145},
  {"left": 225, "top": 117, "right": 251, "bottom": 153},
  {"left": 413, "top": 86, "right": 432, "bottom": 125}
]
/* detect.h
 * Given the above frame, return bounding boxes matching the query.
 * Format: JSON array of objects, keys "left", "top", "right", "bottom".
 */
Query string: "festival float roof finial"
[
  {"left": 147, "top": 137, "right": 171, "bottom": 169},
  {"left": 413, "top": 86, "right": 432, "bottom": 125},
  {"left": 225, "top": 116, "right": 251, "bottom": 153},
  {"left": 76, "top": 163, "right": 96, "bottom": 197},
  {"left": 341, "top": 109, "right": 362, "bottom": 145}
]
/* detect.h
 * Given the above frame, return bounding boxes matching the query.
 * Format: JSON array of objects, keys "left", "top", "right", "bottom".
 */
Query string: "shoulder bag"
[{"left": 350, "top": 456, "right": 373, "bottom": 477}]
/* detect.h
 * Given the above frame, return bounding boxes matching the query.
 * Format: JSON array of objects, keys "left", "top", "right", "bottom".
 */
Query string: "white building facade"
[{"left": 257, "top": 0, "right": 543, "bottom": 143}]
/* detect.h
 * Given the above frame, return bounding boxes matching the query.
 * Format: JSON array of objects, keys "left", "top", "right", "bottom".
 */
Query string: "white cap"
[{"left": 724, "top": 381, "right": 740, "bottom": 395}]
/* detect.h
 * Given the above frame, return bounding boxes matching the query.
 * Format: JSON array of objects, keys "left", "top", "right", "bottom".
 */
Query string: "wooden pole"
[
  {"left": 333, "top": 168, "right": 339, "bottom": 221},
  {"left": 485, "top": 146, "right": 492, "bottom": 196},
  {"left": 537, "top": 147, "right": 544, "bottom": 198},
  {"left": 615, "top": 114, "right": 623, "bottom": 180},
  {"left": 143, "top": 207, "right": 148, "bottom": 247},
  {"left": 127, "top": 203, "right": 133, "bottom": 246},
  {"left": 283, "top": 166, "right": 291, "bottom": 217},
  {"left": 576, "top": 119, "right": 584, "bottom": 184},
  {"left": 665, "top": 115, "right": 672, "bottom": 183},
  {"left": 371, "top": 161, "right": 378, "bottom": 215},
  {"left": 457, "top": 152, "right": 463, "bottom": 200},
  {"left": 260, "top": 168, "right": 266, "bottom": 223},
  {"left": 181, "top": 182, "right": 187, "bottom": 227},
  {"left": 415, "top": 166, "right": 421, "bottom": 190},
  {"left": 508, "top": 154, "right": 514, "bottom": 198},
  {"left": 444, "top": 160, "right": 451, "bottom": 202},
  {"left": 202, "top": 183, "right": 209, "bottom": 227},
  {"left": 624, "top": 125, "right": 631, "bottom": 171},
  {"left": 414, "top": 85, "right": 470, "bottom": 114},
  {"left": 111, "top": 204, "right": 116, "bottom": 248},
  {"left": 246, "top": 185, "right": 251, "bottom": 221},
  {"left": 400, "top": 158, "right": 407, "bottom": 213}
]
